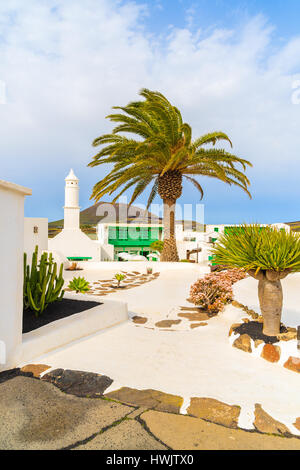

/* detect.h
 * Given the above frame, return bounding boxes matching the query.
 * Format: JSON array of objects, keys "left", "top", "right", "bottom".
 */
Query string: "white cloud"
[{"left": 1, "top": 1, "right": 300, "bottom": 221}]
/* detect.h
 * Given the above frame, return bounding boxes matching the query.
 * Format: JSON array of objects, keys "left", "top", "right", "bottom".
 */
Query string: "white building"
[
  {"left": 24, "top": 217, "right": 48, "bottom": 261},
  {"left": 0, "top": 179, "right": 32, "bottom": 370},
  {"left": 49, "top": 169, "right": 101, "bottom": 261}
]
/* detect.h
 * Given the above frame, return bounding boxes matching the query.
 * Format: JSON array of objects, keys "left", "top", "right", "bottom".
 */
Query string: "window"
[{"left": 118, "top": 227, "right": 128, "bottom": 240}]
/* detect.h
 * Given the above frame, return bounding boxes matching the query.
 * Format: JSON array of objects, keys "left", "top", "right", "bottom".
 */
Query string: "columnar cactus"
[{"left": 24, "top": 246, "right": 65, "bottom": 316}]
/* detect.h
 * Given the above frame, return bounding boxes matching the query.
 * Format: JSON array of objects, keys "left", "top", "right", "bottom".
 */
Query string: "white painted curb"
[{"left": 20, "top": 293, "right": 128, "bottom": 364}]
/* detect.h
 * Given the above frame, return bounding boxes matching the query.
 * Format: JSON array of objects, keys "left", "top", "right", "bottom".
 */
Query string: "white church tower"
[
  {"left": 48, "top": 169, "right": 101, "bottom": 261},
  {"left": 64, "top": 169, "right": 80, "bottom": 230}
]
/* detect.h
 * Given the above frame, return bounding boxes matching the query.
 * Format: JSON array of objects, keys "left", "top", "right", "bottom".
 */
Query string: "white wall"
[
  {"left": 0, "top": 180, "right": 31, "bottom": 371},
  {"left": 101, "top": 243, "right": 114, "bottom": 261},
  {"left": 24, "top": 217, "right": 48, "bottom": 262},
  {"left": 48, "top": 228, "right": 101, "bottom": 261}
]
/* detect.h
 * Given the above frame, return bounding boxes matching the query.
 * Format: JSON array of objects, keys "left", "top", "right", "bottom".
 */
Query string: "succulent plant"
[
  {"left": 23, "top": 246, "right": 65, "bottom": 316},
  {"left": 114, "top": 273, "right": 126, "bottom": 287},
  {"left": 212, "top": 224, "right": 300, "bottom": 336},
  {"left": 68, "top": 276, "right": 90, "bottom": 293}
]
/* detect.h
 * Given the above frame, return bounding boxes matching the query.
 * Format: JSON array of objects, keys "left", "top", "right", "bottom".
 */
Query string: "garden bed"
[
  {"left": 23, "top": 298, "right": 102, "bottom": 333},
  {"left": 233, "top": 321, "right": 288, "bottom": 344}
]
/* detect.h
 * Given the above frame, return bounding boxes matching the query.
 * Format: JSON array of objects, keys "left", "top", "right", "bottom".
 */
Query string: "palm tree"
[{"left": 88, "top": 89, "right": 252, "bottom": 261}]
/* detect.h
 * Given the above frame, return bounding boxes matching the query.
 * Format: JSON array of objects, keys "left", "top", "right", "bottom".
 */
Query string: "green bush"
[
  {"left": 212, "top": 224, "right": 300, "bottom": 273},
  {"left": 68, "top": 276, "right": 90, "bottom": 293},
  {"left": 150, "top": 240, "right": 164, "bottom": 254},
  {"left": 24, "top": 246, "right": 64, "bottom": 316}
]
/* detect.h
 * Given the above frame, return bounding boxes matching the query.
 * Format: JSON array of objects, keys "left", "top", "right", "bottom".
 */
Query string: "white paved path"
[{"left": 24, "top": 266, "right": 300, "bottom": 434}]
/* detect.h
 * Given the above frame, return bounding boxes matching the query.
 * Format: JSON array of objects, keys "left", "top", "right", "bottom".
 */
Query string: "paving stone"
[
  {"left": 127, "top": 407, "right": 148, "bottom": 418},
  {"left": 21, "top": 364, "right": 51, "bottom": 378},
  {"left": 132, "top": 316, "right": 148, "bottom": 325},
  {"left": 0, "top": 368, "right": 22, "bottom": 384},
  {"left": 178, "top": 312, "right": 212, "bottom": 322},
  {"left": 253, "top": 404, "right": 290, "bottom": 436},
  {"left": 284, "top": 356, "right": 300, "bottom": 373},
  {"left": 42, "top": 369, "right": 113, "bottom": 397},
  {"left": 74, "top": 419, "right": 167, "bottom": 450},
  {"left": 233, "top": 334, "right": 252, "bottom": 353},
  {"left": 0, "top": 376, "right": 131, "bottom": 450},
  {"left": 187, "top": 397, "right": 240, "bottom": 428},
  {"left": 277, "top": 331, "right": 297, "bottom": 342},
  {"left": 180, "top": 306, "right": 202, "bottom": 312},
  {"left": 155, "top": 319, "right": 181, "bottom": 328},
  {"left": 231, "top": 301, "right": 244, "bottom": 309},
  {"left": 190, "top": 323, "right": 208, "bottom": 329},
  {"left": 140, "top": 410, "right": 300, "bottom": 450},
  {"left": 261, "top": 344, "right": 281, "bottom": 363},
  {"left": 293, "top": 418, "right": 300, "bottom": 431},
  {"left": 105, "top": 387, "right": 183, "bottom": 413}
]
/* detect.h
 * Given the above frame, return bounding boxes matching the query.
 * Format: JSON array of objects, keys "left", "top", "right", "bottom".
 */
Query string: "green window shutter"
[
  {"left": 140, "top": 227, "right": 149, "bottom": 240},
  {"left": 119, "top": 227, "right": 128, "bottom": 240},
  {"left": 150, "top": 228, "right": 159, "bottom": 240},
  {"left": 214, "top": 227, "right": 219, "bottom": 232},
  {"left": 108, "top": 226, "right": 117, "bottom": 240}
]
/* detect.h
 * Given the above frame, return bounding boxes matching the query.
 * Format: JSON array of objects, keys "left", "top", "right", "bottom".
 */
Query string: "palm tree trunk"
[
  {"left": 161, "top": 198, "right": 179, "bottom": 262},
  {"left": 247, "top": 269, "right": 291, "bottom": 336},
  {"left": 258, "top": 278, "right": 283, "bottom": 336}
]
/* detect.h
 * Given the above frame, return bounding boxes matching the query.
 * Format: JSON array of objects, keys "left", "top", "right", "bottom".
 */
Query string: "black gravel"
[
  {"left": 23, "top": 298, "right": 102, "bottom": 333},
  {"left": 234, "top": 321, "right": 288, "bottom": 344}
]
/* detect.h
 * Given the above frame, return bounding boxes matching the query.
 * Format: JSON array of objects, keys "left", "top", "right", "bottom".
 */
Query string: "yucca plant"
[
  {"left": 115, "top": 273, "right": 126, "bottom": 287},
  {"left": 212, "top": 224, "right": 300, "bottom": 336},
  {"left": 88, "top": 89, "right": 251, "bottom": 262},
  {"left": 68, "top": 277, "right": 90, "bottom": 293}
]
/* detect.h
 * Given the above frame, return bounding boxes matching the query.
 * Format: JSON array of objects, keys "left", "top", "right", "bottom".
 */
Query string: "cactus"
[
  {"left": 24, "top": 246, "right": 65, "bottom": 316},
  {"left": 68, "top": 276, "right": 90, "bottom": 293}
]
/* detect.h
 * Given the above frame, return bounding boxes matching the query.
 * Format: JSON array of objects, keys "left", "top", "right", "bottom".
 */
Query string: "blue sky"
[
  {"left": 1, "top": 0, "right": 300, "bottom": 224},
  {"left": 137, "top": 0, "right": 300, "bottom": 40}
]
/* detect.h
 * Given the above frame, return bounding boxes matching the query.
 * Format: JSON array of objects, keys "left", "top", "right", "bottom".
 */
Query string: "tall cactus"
[{"left": 23, "top": 246, "right": 65, "bottom": 316}]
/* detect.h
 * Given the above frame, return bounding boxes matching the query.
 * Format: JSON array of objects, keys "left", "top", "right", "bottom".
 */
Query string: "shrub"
[
  {"left": 24, "top": 246, "right": 64, "bottom": 316},
  {"left": 189, "top": 269, "right": 246, "bottom": 313},
  {"left": 150, "top": 240, "right": 164, "bottom": 253},
  {"left": 68, "top": 276, "right": 90, "bottom": 293}
]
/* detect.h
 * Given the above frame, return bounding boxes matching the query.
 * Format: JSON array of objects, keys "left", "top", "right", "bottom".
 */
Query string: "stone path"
[
  {"left": 65, "top": 271, "right": 160, "bottom": 297},
  {"left": 2, "top": 374, "right": 300, "bottom": 450}
]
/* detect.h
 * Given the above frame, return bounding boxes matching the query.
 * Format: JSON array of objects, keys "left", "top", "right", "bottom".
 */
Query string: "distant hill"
[
  {"left": 286, "top": 221, "right": 300, "bottom": 232},
  {"left": 49, "top": 201, "right": 163, "bottom": 227}
]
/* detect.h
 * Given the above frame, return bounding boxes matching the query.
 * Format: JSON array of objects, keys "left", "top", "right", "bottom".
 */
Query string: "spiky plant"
[
  {"left": 68, "top": 277, "right": 90, "bottom": 293},
  {"left": 88, "top": 89, "right": 252, "bottom": 261},
  {"left": 212, "top": 225, "right": 300, "bottom": 336}
]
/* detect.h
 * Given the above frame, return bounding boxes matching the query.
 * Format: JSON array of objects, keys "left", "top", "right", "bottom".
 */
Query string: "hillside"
[{"left": 49, "top": 201, "right": 163, "bottom": 227}]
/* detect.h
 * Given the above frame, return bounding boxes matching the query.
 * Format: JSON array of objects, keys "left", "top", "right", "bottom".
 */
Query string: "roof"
[
  {"left": 65, "top": 168, "right": 79, "bottom": 181},
  {"left": 0, "top": 179, "right": 32, "bottom": 196}
]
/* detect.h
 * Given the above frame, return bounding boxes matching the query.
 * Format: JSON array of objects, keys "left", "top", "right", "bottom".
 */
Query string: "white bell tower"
[{"left": 64, "top": 169, "right": 80, "bottom": 230}]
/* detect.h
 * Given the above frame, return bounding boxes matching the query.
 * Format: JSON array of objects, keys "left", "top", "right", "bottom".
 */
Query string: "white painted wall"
[
  {"left": 0, "top": 180, "right": 31, "bottom": 371},
  {"left": 24, "top": 217, "right": 48, "bottom": 262},
  {"left": 48, "top": 229, "right": 101, "bottom": 260},
  {"left": 100, "top": 243, "right": 114, "bottom": 261}
]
